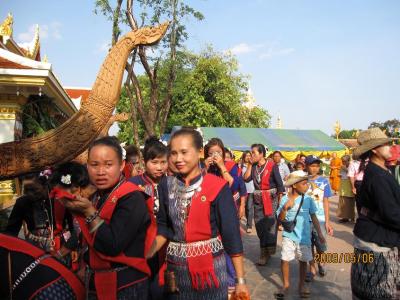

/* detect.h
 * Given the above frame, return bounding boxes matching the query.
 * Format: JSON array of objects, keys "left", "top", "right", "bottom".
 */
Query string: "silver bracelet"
[
  {"left": 235, "top": 277, "right": 246, "bottom": 284},
  {"left": 85, "top": 210, "right": 99, "bottom": 224},
  {"left": 89, "top": 219, "right": 104, "bottom": 234}
]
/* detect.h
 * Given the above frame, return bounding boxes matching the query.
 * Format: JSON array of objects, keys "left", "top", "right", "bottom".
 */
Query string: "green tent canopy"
[{"left": 166, "top": 127, "right": 346, "bottom": 152}]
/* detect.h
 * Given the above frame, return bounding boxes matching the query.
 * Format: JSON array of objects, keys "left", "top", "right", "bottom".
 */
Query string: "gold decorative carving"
[
  {"left": 0, "top": 22, "right": 169, "bottom": 180},
  {"left": 0, "top": 180, "right": 13, "bottom": 194},
  {"left": 0, "top": 107, "right": 19, "bottom": 120},
  {"left": 0, "top": 13, "right": 13, "bottom": 37},
  {"left": 26, "top": 24, "right": 40, "bottom": 59},
  {"left": 73, "top": 112, "right": 131, "bottom": 164}
]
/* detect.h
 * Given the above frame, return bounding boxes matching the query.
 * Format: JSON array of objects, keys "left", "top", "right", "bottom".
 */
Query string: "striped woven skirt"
[
  {"left": 165, "top": 252, "right": 228, "bottom": 300},
  {"left": 351, "top": 247, "right": 399, "bottom": 299}
]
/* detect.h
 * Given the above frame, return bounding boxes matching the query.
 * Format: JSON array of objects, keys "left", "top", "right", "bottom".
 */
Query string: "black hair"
[
  {"left": 20, "top": 172, "right": 48, "bottom": 201},
  {"left": 50, "top": 162, "right": 90, "bottom": 189},
  {"left": 272, "top": 150, "right": 283, "bottom": 158},
  {"left": 125, "top": 145, "right": 140, "bottom": 160},
  {"left": 204, "top": 138, "right": 226, "bottom": 159},
  {"left": 20, "top": 172, "right": 48, "bottom": 187},
  {"left": 144, "top": 136, "right": 168, "bottom": 162},
  {"left": 88, "top": 136, "right": 123, "bottom": 162},
  {"left": 170, "top": 127, "right": 203, "bottom": 150},
  {"left": 359, "top": 151, "right": 372, "bottom": 173},
  {"left": 251, "top": 143, "right": 266, "bottom": 157},
  {"left": 224, "top": 147, "right": 233, "bottom": 158},
  {"left": 240, "top": 151, "right": 251, "bottom": 168}
]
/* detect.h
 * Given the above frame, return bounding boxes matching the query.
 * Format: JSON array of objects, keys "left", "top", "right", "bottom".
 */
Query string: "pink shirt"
[{"left": 347, "top": 160, "right": 364, "bottom": 181}]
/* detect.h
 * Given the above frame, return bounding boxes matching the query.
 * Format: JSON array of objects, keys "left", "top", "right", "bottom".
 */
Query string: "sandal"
[
  {"left": 318, "top": 264, "right": 326, "bottom": 276},
  {"left": 305, "top": 271, "right": 314, "bottom": 282},
  {"left": 274, "top": 289, "right": 289, "bottom": 299}
]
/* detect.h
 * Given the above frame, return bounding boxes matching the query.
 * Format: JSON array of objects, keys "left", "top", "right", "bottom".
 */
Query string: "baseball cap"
[{"left": 305, "top": 155, "right": 322, "bottom": 165}]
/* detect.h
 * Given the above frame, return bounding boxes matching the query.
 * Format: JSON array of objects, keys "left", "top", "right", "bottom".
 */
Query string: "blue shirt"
[
  {"left": 307, "top": 176, "right": 332, "bottom": 222},
  {"left": 276, "top": 194, "right": 317, "bottom": 245}
]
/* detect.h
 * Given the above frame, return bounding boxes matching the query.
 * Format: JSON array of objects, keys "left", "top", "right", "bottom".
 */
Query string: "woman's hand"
[
  {"left": 235, "top": 283, "right": 249, "bottom": 298},
  {"left": 204, "top": 157, "right": 213, "bottom": 170},
  {"left": 71, "top": 251, "right": 79, "bottom": 263},
  {"left": 61, "top": 195, "right": 95, "bottom": 216},
  {"left": 213, "top": 154, "right": 225, "bottom": 169}
]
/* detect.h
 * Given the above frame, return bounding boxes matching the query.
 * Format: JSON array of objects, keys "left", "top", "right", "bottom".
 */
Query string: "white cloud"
[
  {"left": 17, "top": 22, "right": 62, "bottom": 43},
  {"left": 259, "top": 46, "right": 295, "bottom": 59},
  {"left": 229, "top": 43, "right": 253, "bottom": 55},
  {"left": 227, "top": 43, "right": 264, "bottom": 55},
  {"left": 226, "top": 41, "right": 295, "bottom": 60}
]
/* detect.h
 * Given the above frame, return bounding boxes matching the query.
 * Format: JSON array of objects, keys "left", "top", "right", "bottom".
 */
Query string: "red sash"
[
  {"left": 225, "top": 161, "right": 236, "bottom": 173},
  {"left": 185, "top": 174, "right": 226, "bottom": 289},
  {"left": 76, "top": 181, "right": 151, "bottom": 300},
  {"left": 48, "top": 188, "right": 70, "bottom": 251},
  {"left": 0, "top": 234, "right": 85, "bottom": 300},
  {"left": 123, "top": 162, "right": 134, "bottom": 179},
  {"left": 137, "top": 174, "right": 167, "bottom": 286},
  {"left": 259, "top": 160, "right": 275, "bottom": 216}
]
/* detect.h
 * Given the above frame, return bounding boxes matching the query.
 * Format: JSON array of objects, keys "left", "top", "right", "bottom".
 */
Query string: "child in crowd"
[
  {"left": 276, "top": 171, "right": 326, "bottom": 299},
  {"left": 305, "top": 155, "right": 334, "bottom": 280}
]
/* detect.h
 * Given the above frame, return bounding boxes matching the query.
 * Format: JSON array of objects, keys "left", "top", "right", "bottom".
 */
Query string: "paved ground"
[{"left": 242, "top": 195, "right": 354, "bottom": 299}]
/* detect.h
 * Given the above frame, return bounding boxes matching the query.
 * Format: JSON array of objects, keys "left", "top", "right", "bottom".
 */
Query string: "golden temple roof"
[
  {"left": 0, "top": 13, "right": 13, "bottom": 38},
  {"left": 0, "top": 13, "right": 41, "bottom": 61}
]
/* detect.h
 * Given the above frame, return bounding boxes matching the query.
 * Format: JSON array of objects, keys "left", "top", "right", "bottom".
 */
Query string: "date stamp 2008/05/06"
[{"left": 314, "top": 252, "right": 374, "bottom": 264}]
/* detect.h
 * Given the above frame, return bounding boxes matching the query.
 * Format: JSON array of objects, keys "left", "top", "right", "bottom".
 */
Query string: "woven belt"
[
  {"left": 254, "top": 188, "right": 277, "bottom": 194},
  {"left": 26, "top": 232, "right": 51, "bottom": 243},
  {"left": 12, "top": 254, "right": 51, "bottom": 290},
  {"left": 167, "top": 237, "right": 224, "bottom": 258}
]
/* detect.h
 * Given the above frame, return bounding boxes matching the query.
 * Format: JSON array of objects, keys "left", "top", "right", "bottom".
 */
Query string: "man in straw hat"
[
  {"left": 275, "top": 171, "right": 326, "bottom": 299},
  {"left": 350, "top": 127, "right": 400, "bottom": 300}
]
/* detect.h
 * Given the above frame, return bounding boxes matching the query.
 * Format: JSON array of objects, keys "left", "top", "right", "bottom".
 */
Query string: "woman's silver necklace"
[
  {"left": 173, "top": 176, "right": 203, "bottom": 220},
  {"left": 256, "top": 162, "right": 268, "bottom": 183}
]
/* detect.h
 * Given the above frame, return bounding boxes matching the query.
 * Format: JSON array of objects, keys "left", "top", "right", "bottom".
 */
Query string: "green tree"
[
  {"left": 369, "top": 119, "right": 400, "bottom": 138},
  {"left": 338, "top": 129, "right": 359, "bottom": 139},
  {"left": 95, "top": 0, "right": 204, "bottom": 147},
  {"left": 167, "top": 48, "right": 270, "bottom": 130},
  {"left": 116, "top": 48, "right": 271, "bottom": 144}
]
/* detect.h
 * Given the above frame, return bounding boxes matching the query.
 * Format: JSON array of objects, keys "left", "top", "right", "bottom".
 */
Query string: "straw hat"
[
  {"left": 352, "top": 127, "right": 392, "bottom": 160},
  {"left": 284, "top": 170, "right": 309, "bottom": 187}
]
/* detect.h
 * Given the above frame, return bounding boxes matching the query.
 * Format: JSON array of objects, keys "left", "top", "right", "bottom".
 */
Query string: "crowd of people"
[{"left": 1, "top": 126, "right": 399, "bottom": 300}]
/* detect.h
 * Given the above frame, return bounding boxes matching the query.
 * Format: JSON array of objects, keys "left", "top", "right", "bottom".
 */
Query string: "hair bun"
[{"left": 145, "top": 136, "right": 160, "bottom": 146}]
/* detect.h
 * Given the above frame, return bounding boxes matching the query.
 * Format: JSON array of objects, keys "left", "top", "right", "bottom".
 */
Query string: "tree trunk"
[{"left": 159, "top": 0, "right": 178, "bottom": 135}]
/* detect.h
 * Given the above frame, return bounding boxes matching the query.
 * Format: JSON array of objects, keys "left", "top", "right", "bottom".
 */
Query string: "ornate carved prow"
[
  {"left": 73, "top": 112, "right": 130, "bottom": 164},
  {"left": 0, "top": 22, "right": 169, "bottom": 180}
]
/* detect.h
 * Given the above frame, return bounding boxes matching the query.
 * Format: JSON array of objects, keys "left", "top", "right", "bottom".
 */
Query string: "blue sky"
[{"left": 2, "top": 0, "right": 400, "bottom": 135}]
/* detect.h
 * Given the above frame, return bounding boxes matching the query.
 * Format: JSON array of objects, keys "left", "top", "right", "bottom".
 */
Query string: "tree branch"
[
  {"left": 126, "top": 0, "right": 138, "bottom": 30},
  {"left": 138, "top": 46, "right": 154, "bottom": 83},
  {"left": 111, "top": 0, "right": 123, "bottom": 46}
]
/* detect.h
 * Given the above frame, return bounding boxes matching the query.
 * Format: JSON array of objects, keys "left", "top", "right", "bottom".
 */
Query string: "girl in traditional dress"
[
  {"left": 6, "top": 169, "right": 79, "bottom": 268},
  {"left": 59, "top": 136, "right": 151, "bottom": 300},
  {"left": 243, "top": 144, "right": 285, "bottom": 266},
  {"left": 148, "top": 128, "right": 249, "bottom": 299},
  {"left": 129, "top": 136, "right": 168, "bottom": 300},
  {"left": 204, "top": 138, "right": 246, "bottom": 296}
]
